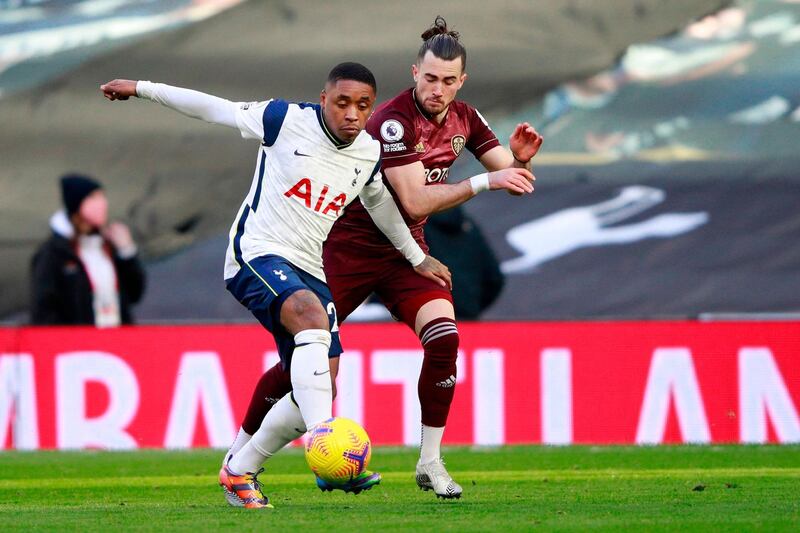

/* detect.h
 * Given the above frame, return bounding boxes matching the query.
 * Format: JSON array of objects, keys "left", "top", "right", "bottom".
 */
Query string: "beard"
[{"left": 420, "top": 96, "right": 451, "bottom": 117}]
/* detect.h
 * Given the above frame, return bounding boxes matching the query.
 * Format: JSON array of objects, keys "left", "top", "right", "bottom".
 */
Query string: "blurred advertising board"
[{"left": 1, "top": 322, "right": 798, "bottom": 449}]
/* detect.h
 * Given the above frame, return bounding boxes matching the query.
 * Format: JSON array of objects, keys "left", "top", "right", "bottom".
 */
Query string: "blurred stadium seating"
[{"left": 2, "top": 0, "right": 797, "bottom": 322}]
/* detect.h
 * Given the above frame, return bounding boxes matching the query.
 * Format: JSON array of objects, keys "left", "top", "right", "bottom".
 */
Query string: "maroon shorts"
[{"left": 322, "top": 242, "right": 453, "bottom": 330}]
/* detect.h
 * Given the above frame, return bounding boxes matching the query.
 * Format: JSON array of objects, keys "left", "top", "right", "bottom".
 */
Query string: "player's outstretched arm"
[
  {"left": 100, "top": 79, "right": 239, "bottom": 129},
  {"left": 384, "top": 162, "right": 472, "bottom": 220},
  {"left": 385, "top": 162, "right": 534, "bottom": 219}
]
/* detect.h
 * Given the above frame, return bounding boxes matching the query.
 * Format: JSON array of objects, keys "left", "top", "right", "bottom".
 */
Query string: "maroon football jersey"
[{"left": 326, "top": 88, "right": 500, "bottom": 256}]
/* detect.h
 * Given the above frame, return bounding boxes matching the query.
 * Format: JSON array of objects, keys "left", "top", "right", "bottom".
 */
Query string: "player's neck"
[{"left": 318, "top": 108, "right": 353, "bottom": 148}]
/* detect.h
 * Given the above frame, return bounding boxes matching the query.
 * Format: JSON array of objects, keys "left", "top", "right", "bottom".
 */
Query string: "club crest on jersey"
[
  {"left": 380, "top": 119, "right": 404, "bottom": 142},
  {"left": 284, "top": 178, "right": 347, "bottom": 219},
  {"left": 352, "top": 167, "right": 361, "bottom": 187},
  {"left": 414, "top": 142, "right": 426, "bottom": 153},
  {"left": 451, "top": 135, "right": 466, "bottom": 156}
]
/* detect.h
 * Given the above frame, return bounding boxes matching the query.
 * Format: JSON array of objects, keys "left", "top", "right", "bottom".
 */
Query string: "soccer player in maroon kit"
[{"left": 224, "top": 17, "right": 542, "bottom": 499}]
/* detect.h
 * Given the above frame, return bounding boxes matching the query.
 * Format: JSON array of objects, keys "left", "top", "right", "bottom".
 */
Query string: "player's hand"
[
  {"left": 509, "top": 122, "right": 543, "bottom": 164},
  {"left": 488, "top": 167, "right": 535, "bottom": 196},
  {"left": 414, "top": 255, "right": 452, "bottom": 290},
  {"left": 100, "top": 79, "right": 138, "bottom": 101}
]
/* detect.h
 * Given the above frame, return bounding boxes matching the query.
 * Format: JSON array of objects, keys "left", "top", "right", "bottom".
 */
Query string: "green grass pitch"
[{"left": 1, "top": 445, "right": 799, "bottom": 531}]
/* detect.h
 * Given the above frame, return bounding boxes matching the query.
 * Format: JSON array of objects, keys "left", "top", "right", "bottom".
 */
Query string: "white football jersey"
[{"left": 224, "top": 99, "right": 382, "bottom": 282}]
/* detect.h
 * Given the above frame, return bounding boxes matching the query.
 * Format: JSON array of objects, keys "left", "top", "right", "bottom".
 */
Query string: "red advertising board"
[{"left": 1, "top": 322, "right": 798, "bottom": 450}]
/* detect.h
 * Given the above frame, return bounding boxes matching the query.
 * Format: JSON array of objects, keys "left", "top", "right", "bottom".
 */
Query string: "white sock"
[
  {"left": 222, "top": 427, "right": 252, "bottom": 466},
  {"left": 420, "top": 424, "right": 445, "bottom": 464},
  {"left": 290, "top": 329, "right": 333, "bottom": 430},
  {"left": 228, "top": 393, "right": 306, "bottom": 474}
]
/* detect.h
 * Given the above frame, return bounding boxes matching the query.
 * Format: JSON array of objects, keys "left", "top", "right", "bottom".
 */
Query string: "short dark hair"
[
  {"left": 327, "top": 62, "right": 377, "bottom": 93},
  {"left": 417, "top": 16, "right": 466, "bottom": 70}
]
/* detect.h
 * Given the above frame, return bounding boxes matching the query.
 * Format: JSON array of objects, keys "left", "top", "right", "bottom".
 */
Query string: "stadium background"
[{"left": 1, "top": 0, "right": 798, "bottom": 450}]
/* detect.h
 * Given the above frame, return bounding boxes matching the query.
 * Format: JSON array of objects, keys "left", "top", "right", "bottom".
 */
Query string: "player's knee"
[
  {"left": 282, "top": 290, "right": 329, "bottom": 331},
  {"left": 419, "top": 317, "right": 459, "bottom": 366},
  {"left": 425, "top": 332, "right": 459, "bottom": 365}
]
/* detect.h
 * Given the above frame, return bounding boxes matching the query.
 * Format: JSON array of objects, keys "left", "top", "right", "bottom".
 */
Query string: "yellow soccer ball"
[{"left": 305, "top": 417, "right": 372, "bottom": 483}]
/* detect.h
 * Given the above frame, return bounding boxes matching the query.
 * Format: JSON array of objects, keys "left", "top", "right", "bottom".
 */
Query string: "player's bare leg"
[{"left": 413, "top": 298, "right": 463, "bottom": 499}]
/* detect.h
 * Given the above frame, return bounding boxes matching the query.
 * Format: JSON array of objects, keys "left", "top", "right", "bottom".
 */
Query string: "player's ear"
[
  {"left": 320, "top": 89, "right": 327, "bottom": 107},
  {"left": 411, "top": 63, "right": 419, "bottom": 83}
]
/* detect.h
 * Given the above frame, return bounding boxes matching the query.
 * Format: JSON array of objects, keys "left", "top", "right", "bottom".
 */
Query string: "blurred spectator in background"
[
  {"left": 424, "top": 206, "right": 504, "bottom": 319},
  {"left": 30, "top": 174, "right": 146, "bottom": 326}
]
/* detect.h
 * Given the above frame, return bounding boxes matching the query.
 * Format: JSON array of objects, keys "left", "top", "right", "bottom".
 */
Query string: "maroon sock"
[
  {"left": 417, "top": 317, "right": 459, "bottom": 427},
  {"left": 241, "top": 362, "right": 293, "bottom": 435}
]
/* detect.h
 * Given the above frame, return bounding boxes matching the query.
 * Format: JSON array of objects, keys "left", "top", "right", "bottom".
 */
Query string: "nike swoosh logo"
[
  {"left": 294, "top": 149, "right": 312, "bottom": 157},
  {"left": 313, "top": 369, "right": 330, "bottom": 376}
]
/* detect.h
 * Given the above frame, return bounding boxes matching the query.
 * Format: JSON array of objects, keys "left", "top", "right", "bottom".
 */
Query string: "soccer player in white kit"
[{"left": 101, "top": 63, "right": 451, "bottom": 509}]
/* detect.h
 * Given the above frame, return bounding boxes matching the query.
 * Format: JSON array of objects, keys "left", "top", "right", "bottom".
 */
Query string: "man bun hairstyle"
[
  {"left": 418, "top": 16, "right": 466, "bottom": 70},
  {"left": 327, "top": 62, "right": 377, "bottom": 93}
]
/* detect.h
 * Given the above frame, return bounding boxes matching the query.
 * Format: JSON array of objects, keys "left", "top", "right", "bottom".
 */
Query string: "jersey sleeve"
[
  {"left": 367, "top": 111, "right": 419, "bottom": 169},
  {"left": 234, "top": 101, "right": 269, "bottom": 140},
  {"left": 465, "top": 106, "right": 501, "bottom": 158},
  {"left": 234, "top": 99, "right": 290, "bottom": 145},
  {"left": 358, "top": 176, "right": 426, "bottom": 267},
  {"left": 136, "top": 81, "right": 240, "bottom": 129},
  {"left": 365, "top": 157, "right": 382, "bottom": 186}
]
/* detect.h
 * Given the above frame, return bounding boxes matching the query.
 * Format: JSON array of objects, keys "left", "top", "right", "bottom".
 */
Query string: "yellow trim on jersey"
[{"left": 246, "top": 261, "right": 279, "bottom": 297}]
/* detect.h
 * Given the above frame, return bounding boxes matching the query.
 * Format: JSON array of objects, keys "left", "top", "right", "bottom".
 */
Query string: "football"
[{"left": 305, "top": 417, "right": 372, "bottom": 483}]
